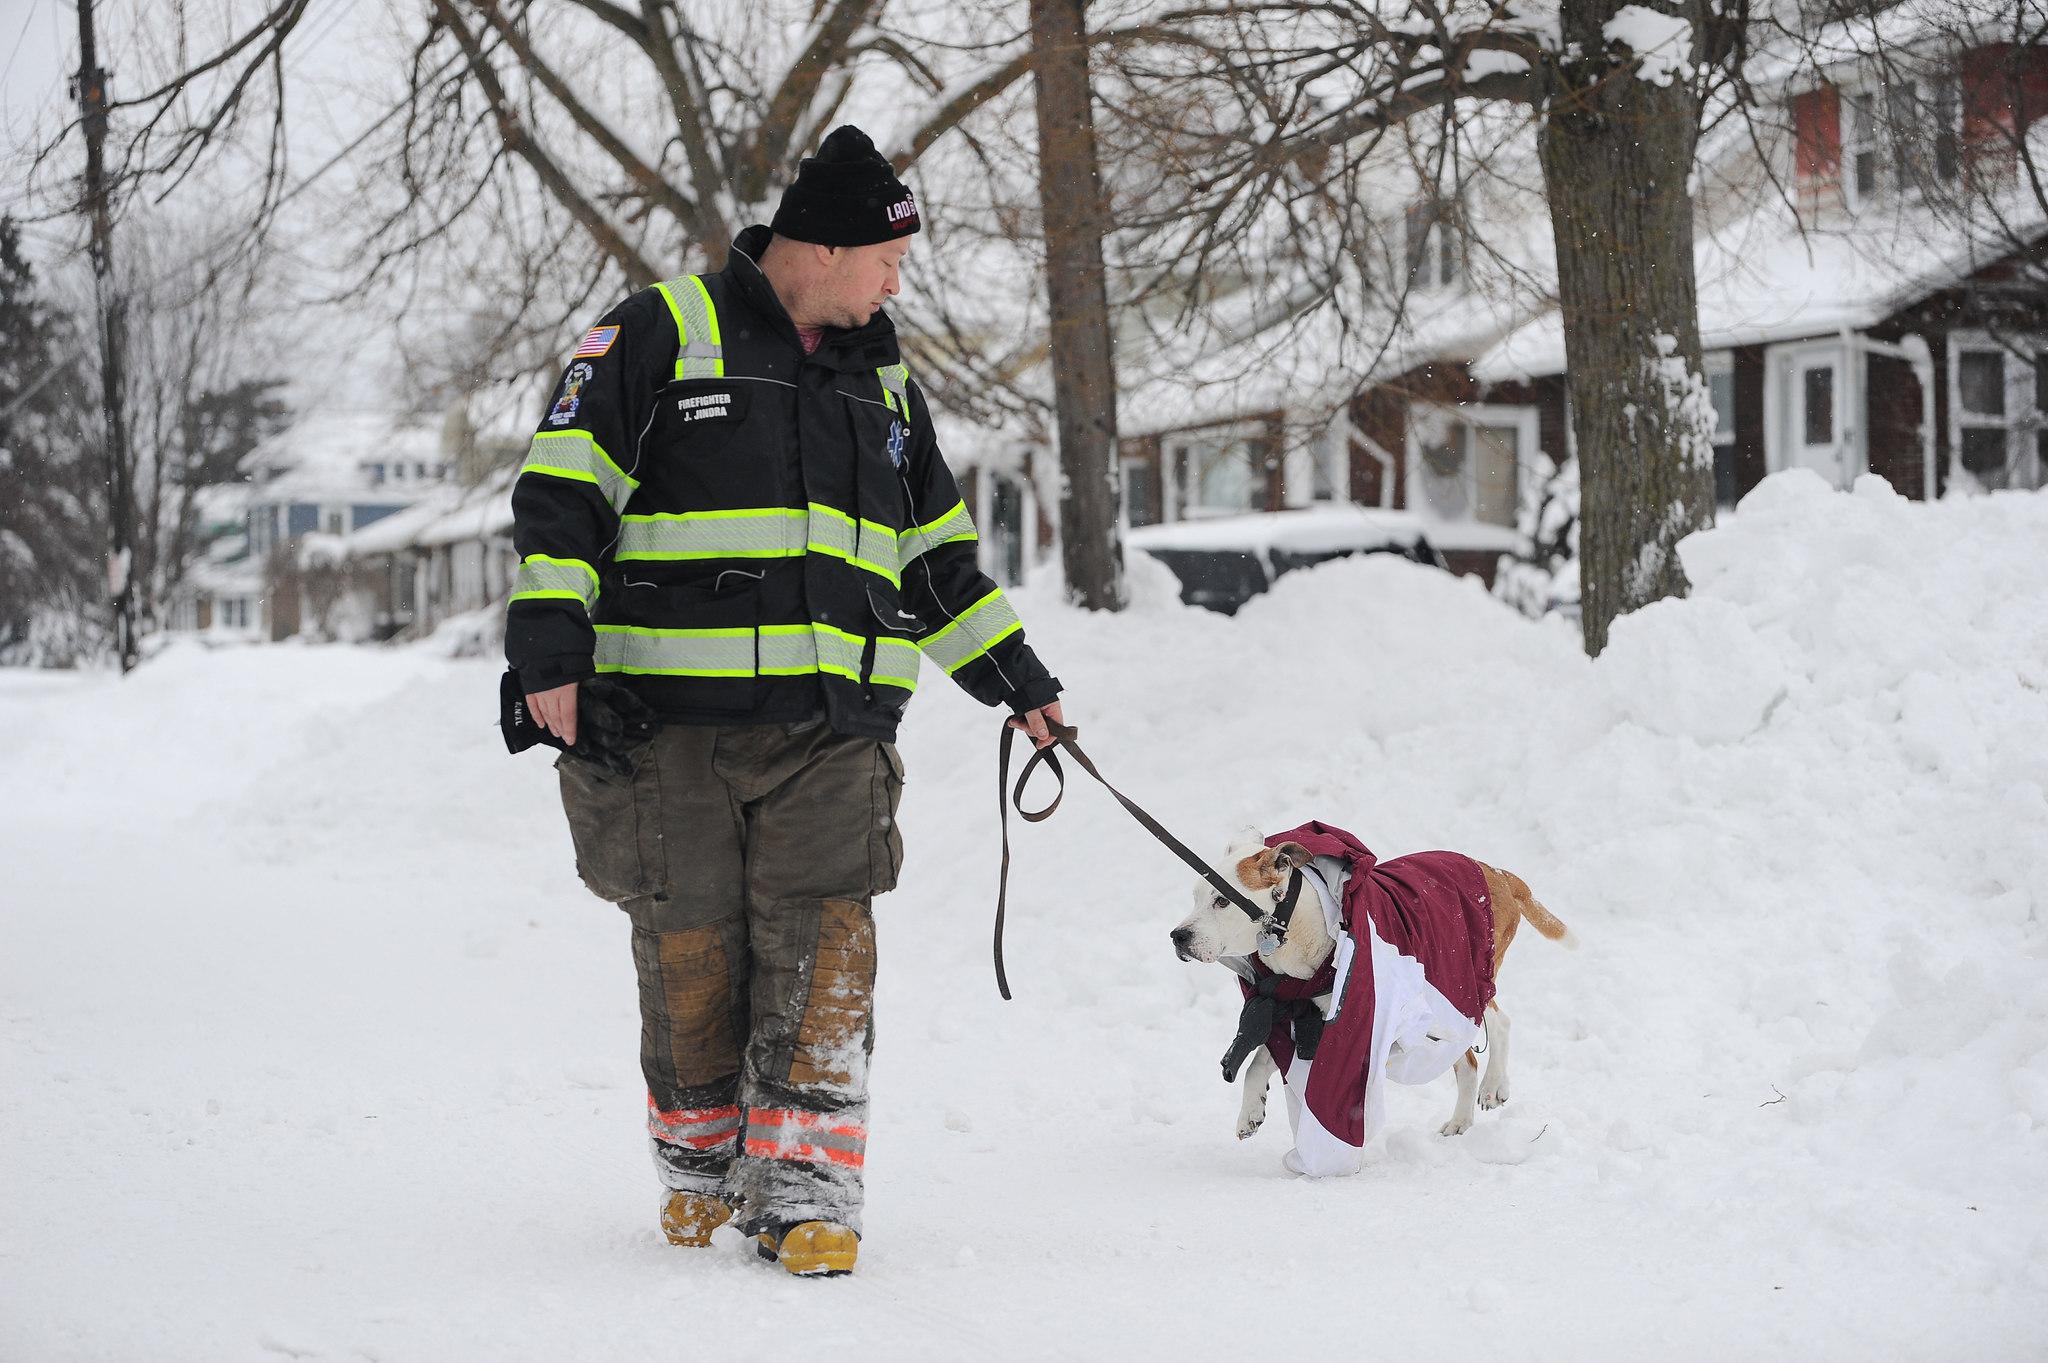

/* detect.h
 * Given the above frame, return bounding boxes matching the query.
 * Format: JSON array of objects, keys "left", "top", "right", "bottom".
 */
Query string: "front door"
[{"left": 1784, "top": 346, "right": 1848, "bottom": 487}]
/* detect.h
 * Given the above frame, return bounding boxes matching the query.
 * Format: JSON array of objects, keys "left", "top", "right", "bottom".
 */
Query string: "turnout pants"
[{"left": 556, "top": 717, "right": 904, "bottom": 1236}]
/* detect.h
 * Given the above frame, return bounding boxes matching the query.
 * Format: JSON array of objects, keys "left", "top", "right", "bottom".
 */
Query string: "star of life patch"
[{"left": 573, "top": 325, "right": 619, "bottom": 358}]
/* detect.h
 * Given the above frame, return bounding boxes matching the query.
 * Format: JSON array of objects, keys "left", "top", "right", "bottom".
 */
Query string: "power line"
[{"left": 1, "top": 0, "right": 42, "bottom": 93}]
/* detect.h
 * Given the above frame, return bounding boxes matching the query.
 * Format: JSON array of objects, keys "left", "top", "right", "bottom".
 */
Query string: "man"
[{"left": 503, "top": 125, "right": 1064, "bottom": 1277}]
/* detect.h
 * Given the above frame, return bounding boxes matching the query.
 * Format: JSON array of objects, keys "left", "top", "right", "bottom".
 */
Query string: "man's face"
[{"left": 818, "top": 239, "right": 910, "bottom": 328}]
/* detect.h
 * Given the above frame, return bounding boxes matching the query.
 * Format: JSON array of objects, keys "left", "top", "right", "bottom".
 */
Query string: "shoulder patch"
[{"left": 574, "top": 325, "right": 620, "bottom": 358}]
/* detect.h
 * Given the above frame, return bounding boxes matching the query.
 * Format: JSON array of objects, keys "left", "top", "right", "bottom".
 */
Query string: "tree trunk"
[
  {"left": 1028, "top": 0, "right": 1125, "bottom": 611},
  {"left": 1538, "top": 0, "right": 1715, "bottom": 656}
]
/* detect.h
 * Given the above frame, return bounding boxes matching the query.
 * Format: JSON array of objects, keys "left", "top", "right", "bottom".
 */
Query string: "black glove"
[
  {"left": 498, "top": 671, "right": 659, "bottom": 777},
  {"left": 572, "top": 676, "right": 660, "bottom": 776},
  {"left": 500, "top": 668, "right": 568, "bottom": 757}
]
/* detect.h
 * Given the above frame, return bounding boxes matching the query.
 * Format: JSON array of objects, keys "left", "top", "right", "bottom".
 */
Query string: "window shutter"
[{"left": 1792, "top": 86, "right": 1842, "bottom": 192}]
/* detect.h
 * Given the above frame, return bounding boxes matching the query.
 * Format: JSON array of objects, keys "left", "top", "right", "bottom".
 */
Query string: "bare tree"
[
  {"left": 1030, "top": 0, "right": 1125, "bottom": 609},
  {"left": 117, "top": 225, "right": 292, "bottom": 630}
]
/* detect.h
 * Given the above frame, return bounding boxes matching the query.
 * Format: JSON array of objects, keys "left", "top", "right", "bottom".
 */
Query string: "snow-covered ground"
[{"left": 4, "top": 471, "right": 2045, "bottom": 1361}]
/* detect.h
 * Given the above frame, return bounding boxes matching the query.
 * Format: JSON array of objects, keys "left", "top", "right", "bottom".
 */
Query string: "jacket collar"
[{"left": 725, "top": 224, "right": 902, "bottom": 373}]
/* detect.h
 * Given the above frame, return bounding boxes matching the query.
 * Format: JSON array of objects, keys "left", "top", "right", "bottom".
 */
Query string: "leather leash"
[{"left": 994, "top": 719, "right": 1276, "bottom": 1000}]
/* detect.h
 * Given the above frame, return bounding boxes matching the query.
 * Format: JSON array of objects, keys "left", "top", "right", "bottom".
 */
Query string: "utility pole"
[{"left": 74, "top": 0, "right": 140, "bottom": 672}]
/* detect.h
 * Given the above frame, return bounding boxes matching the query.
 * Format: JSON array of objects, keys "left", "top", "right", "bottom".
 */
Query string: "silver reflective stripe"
[
  {"left": 509, "top": 555, "right": 599, "bottom": 609},
  {"left": 807, "top": 504, "right": 900, "bottom": 585},
  {"left": 647, "top": 1106, "right": 741, "bottom": 1146},
  {"left": 656, "top": 274, "right": 724, "bottom": 380},
  {"left": 898, "top": 499, "right": 977, "bottom": 570},
  {"left": 744, "top": 1112, "right": 867, "bottom": 1160},
  {"left": 595, "top": 626, "right": 757, "bottom": 677},
  {"left": 877, "top": 363, "right": 909, "bottom": 420},
  {"left": 521, "top": 429, "right": 638, "bottom": 514},
  {"left": 918, "top": 588, "right": 1022, "bottom": 675},
  {"left": 870, "top": 637, "right": 921, "bottom": 691},
  {"left": 591, "top": 623, "right": 918, "bottom": 692},
  {"left": 813, "top": 624, "right": 919, "bottom": 689},
  {"left": 617, "top": 508, "right": 805, "bottom": 560},
  {"left": 759, "top": 625, "right": 822, "bottom": 676}
]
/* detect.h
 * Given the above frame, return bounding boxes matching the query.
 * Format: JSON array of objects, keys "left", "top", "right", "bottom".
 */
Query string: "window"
[
  {"left": 1409, "top": 405, "right": 1530, "bottom": 527},
  {"left": 222, "top": 597, "right": 251, "bottom": 630},
  {"left": 990, "top": 474, "right": 1027, "bottom": 586},
  {"left": 366, "top": 462, "right": 386, "bottom": 486},
  {"left": 323, "top": 508, "right": 344, "bottom": 535},
  {"left": 1706, "top": 351, "right": 1740, "bottom": 506},
  {"left": 1952, "top": 338, "right": 2048, "bottom": 491},
  {"left": 1405, "top": 199, "right": 1461, "bottom": 292},
  {"left": 1170, "top": 426, "right": 1273, "bottom": 518},
  {"left": 1845, "top": 74, "right": 1961, "bottom": 206},
  {"left": 1803, "top": 365, "right": 1835, "bottom": 447},
  {"left": 1120, "top": 457, "right": 1161, "bottom": 529},
  {"left": 1847, "top": 91, "right": 1880, "bottom": 201}
]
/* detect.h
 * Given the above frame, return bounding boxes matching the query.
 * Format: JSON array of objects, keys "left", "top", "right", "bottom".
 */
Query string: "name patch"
[{"left": 677, "top": 391, "right": 735, "bottom": 423}]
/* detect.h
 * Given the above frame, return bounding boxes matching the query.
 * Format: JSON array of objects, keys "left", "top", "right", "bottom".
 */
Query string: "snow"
[
  {"left": 240, "top": 410, "right": 446, "bottom": 500},
  {"left": 1126, "top": 503, "right": 1427, "bottom": 556},
  {"left": 1603, "top": 6, "right": 1694, "bottom": 87},
  {"left": 5, "top": 473, "right": 2047, "bottom": 1359}
]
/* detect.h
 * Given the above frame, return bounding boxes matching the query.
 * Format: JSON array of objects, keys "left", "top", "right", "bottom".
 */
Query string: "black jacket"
[{"left": 506, "top": 225, "right": 1061, "bottom": 740}]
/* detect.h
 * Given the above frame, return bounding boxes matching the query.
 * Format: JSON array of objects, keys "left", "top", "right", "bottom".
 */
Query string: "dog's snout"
[{"left": 1170, "top": 926, "right": 1194, "bottom": 960}]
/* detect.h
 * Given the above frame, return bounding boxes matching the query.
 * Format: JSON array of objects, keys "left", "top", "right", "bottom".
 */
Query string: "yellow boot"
[
  {"left": 660, "top": 1191, "right": 732, "bottom": 1247},
  {"left": 755, "top": 1220, "right": 859, "bottom": 1276}
]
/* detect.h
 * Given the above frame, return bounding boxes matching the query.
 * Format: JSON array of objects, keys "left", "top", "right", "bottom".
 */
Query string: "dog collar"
[{"left": 1254, "top": 868, "right": 1306, "bottom": 955}]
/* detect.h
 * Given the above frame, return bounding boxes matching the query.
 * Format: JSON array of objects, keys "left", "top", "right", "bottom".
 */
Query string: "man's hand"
[
  {"left": 528, "top": 681, "right": 579, "bottom": 747},
  {"left": 1007, "top": 699, "right": 1065, "bottom": 750}
]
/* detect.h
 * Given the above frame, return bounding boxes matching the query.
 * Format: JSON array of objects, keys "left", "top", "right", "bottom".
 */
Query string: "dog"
[{"left": 1170, "top": 826, "right": 1573, "bottom": 1173}]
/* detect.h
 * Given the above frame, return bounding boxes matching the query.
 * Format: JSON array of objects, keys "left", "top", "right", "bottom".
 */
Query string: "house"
[
  {"left": 1114, "top": 16, "right": 2048, "bottom": 602},
  {"left": 297, "top": 467, "right": 519, "bottom": 643},
  {"left": 167, "top": 410, "right": 459, "bottom": 641}
]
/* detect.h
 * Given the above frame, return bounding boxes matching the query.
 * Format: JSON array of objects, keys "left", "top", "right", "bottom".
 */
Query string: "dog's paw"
[
  {"left": 1479, "top": 1086, "right": 1509, "bottom": 1111},
  {"left": 1438, "top": 1114, "right": 1473, "bottom": 1136},
  {"left": 1236, "top": 1108, "right": 1266, "bottom": 1140}
]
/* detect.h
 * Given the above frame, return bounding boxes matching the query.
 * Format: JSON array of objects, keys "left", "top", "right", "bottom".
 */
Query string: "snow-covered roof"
[
  {"left": 1474, "top": 195, "right": 2048, "bottom": 383},
  {"left": 315, "top": 467, "right": 518, "bottom": 562},
  {"left": 240, "top": 410, "right": 447, "bottom": 501}
]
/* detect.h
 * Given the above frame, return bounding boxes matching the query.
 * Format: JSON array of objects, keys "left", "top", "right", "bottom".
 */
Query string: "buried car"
[{"left": 1126, "top": 505, "right": 1453, "bottom": 614}]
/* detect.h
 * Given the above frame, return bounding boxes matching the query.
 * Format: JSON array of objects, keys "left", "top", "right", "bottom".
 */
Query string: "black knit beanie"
[{"left": 769, "top": 125, "right": 921, "bottom": 247}]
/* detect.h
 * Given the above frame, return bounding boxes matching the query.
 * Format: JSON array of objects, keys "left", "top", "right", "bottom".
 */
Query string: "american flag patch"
[{"left": 573, "top": 325, "right": 619, "bottom": 358}]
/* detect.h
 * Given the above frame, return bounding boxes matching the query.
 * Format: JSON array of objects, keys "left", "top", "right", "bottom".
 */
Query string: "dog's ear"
[
  {"left": 1234, "top": 846, "right": 1284, "bottom": 890},
  {"left": 1272, "top": 841, "right": 1312, "bottom": 873}
]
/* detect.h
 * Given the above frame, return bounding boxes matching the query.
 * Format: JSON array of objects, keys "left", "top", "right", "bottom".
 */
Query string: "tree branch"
[{"left": 427, "top": 0, "right": 661, "bottom": 284}]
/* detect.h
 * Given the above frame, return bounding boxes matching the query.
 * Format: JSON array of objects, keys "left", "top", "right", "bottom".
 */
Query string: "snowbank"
[{"left": 3, "top": 472, "right": 2044, "bottom": 1360}]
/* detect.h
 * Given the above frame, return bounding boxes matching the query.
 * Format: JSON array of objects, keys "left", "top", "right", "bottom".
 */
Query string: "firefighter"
[{"left": 502, "top": 125, "right": 1065, "bottom": 1277}]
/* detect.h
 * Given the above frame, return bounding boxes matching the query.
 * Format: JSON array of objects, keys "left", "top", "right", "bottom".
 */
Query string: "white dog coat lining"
[{"left": 1278, "top": 860, "right": 1480, "bottom": 1177}]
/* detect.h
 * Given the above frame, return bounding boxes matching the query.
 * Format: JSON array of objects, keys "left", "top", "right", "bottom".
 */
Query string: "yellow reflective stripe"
[
  {"left": 918, "top": 588, "right": 1022, "bottom": 674},
  {"left": 618, "top": 508, "right": 807, "bottom": 560},
  {"left": 899, "top": 499, "right": 978, "bottom": 569},
  {"left": 591, "top": 622, "right": 918, "bottom": 693},
  {"left": 806, "top": 504, "right": 901, "bottom": 585},
  {"left": 510, "top": 555, "right": 600, "bottom": 608},
  {"left": 656, "top": 273, "right": 724, "bottom": 380},
  {"left": 522, "top": 430, "right": 638, "bottom": 513},
  {"left": 877, "top": 364, "right": 910, "bottom": 424}
]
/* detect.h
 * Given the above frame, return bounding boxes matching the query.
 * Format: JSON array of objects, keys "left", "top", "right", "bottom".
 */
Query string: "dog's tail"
[{"left": 1521, "top": 895, "right": 1577, "bottom": 950}]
